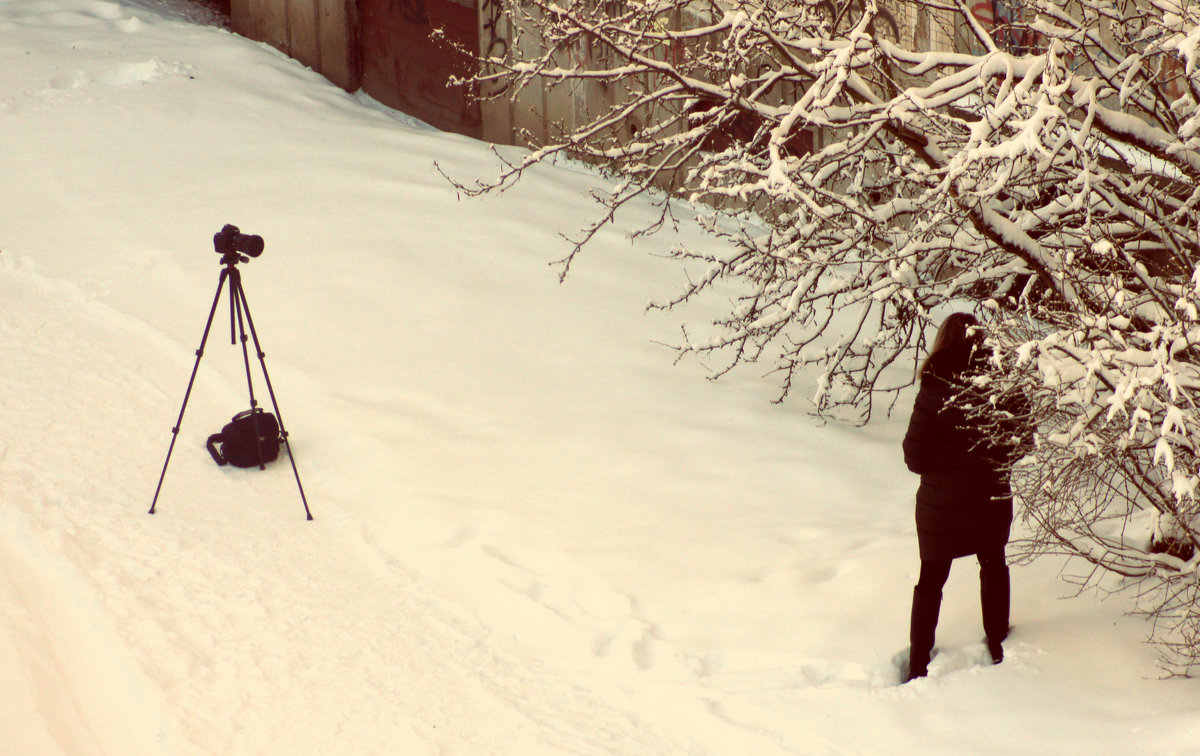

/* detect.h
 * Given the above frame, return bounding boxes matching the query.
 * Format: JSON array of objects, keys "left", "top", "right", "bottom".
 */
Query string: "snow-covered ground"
[{"left": 2, "top": 1, "right": 1198, "bottom": 753}]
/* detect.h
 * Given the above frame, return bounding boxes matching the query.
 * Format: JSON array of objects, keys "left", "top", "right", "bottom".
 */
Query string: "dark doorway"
[{"left": 184, "top": 0, "right": 232, "bottom": 28}]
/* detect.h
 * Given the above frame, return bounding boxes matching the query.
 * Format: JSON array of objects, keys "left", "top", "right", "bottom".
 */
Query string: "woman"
[{"left": 901, "top": 313, "right": 1026, "bottom": 681}]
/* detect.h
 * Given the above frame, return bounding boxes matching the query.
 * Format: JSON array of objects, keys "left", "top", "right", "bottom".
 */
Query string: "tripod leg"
[
  {"left": 150, "top": 270, "right": 229, "bottom": 514},
  {"left": 228, "top": 271, "right": 267, "bottom": 470},
  {"left": 232, "top": 279, "right": 314, "bottom": 521}
]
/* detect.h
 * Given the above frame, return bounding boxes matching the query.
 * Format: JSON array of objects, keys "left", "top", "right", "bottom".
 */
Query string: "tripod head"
[{"left": 214, "top": 224, "right": 264, "bottom": 266}]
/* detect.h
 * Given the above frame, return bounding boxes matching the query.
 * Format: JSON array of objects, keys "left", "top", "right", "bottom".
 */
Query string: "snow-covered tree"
[{"left": 449, "top": 0, "right": 1200, "bottom": 672}]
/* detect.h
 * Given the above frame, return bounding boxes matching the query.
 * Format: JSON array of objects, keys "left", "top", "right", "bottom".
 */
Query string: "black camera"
[{"left": 213, "top": 224, "right": 264, "bottom": 258}]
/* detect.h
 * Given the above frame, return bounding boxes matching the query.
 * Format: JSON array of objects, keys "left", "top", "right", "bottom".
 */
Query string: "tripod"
[{"left": 150, "top": 234, "right": 313, "bottom": 520}]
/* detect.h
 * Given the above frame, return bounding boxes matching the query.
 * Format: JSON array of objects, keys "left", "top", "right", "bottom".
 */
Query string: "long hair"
[{"left": 920, "top": 312, "right": 982, "bottom": 379}]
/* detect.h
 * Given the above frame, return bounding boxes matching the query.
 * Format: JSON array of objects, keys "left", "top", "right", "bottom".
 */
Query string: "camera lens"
[{"left": 241, "top": 235, "right": 264, "bottom": 257}]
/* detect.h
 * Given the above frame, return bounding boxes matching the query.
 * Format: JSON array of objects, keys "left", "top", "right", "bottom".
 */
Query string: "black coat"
[{"left": 902, "top": 347, "right": 1025, "bottom": 561}]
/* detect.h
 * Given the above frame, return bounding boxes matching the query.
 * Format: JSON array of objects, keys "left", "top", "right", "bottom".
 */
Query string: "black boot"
[
  {"left": 907, "top": 586, "right": 941, "bottom": 681},
  {"left": 980, "top": 560, "right": 1010, "bottom": 665}
]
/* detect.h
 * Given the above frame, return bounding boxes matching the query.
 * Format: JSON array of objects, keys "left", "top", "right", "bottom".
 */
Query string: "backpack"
[{"left": 206, "top": 408, "right": 281, "bottom": 468}]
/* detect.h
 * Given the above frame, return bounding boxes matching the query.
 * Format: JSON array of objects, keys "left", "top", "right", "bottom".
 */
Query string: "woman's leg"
[
  {"left": 917, "top": 559, "right": 952, "bottom": 594},
  {"left": 908, "top": 559, "right": 951, "bottom": 680},
  {"left": 978, "top": 547, "right": 1010, "bottom": 663}
]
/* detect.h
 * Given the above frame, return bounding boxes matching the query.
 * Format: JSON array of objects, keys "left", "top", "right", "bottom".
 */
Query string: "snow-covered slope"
[{"left": 2, "top": 1, "right": 1198, "bottom": 753}]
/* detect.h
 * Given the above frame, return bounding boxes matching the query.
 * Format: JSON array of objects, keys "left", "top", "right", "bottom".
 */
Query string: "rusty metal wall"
[{"left": 358, "top": 0, "right": 481, "bottom": 137}]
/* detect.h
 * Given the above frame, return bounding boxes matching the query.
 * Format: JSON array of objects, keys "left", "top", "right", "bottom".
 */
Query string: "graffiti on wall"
[
  {"left": 360, "top": 0, "right": 482, "bottom": 136},
  {"left": 480, "top": 0, "right": 510, "bottom": 97}
]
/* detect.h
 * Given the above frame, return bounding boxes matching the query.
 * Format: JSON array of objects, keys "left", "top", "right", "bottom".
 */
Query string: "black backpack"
[{"left": 206, "top": 409, "right": 281, "bottom": 468}]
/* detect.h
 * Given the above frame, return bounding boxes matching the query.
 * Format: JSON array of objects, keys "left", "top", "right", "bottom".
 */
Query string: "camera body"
[{"left": 213, "top": 224, "right": 264, "bottom": 259}]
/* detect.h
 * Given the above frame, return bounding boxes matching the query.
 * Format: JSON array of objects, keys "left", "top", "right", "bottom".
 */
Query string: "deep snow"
[{"left": 1, "top": 0, "right": 1199, "bottom": 753}]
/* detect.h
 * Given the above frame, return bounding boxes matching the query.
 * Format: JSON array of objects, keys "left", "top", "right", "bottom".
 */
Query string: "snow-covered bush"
[{"left": 453, "top": 0, "right": 1200, "bottom": 673}]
